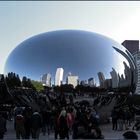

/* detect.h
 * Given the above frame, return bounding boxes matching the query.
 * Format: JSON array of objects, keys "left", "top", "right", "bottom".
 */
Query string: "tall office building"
[
  {"left": 67, "top": 75, "right": 79, "bottom": 88},
  {"left": 122, "top": 40, "right": 139, "bottom": 55},
  {"left": 40, "top": 73, "right": 51, "bottom": 87},
  {"left": 55, "top": 68, "right": 64, "bottom": 86},
  {"left": 98, "top": 72, "right": 105, "bottom": 88}
]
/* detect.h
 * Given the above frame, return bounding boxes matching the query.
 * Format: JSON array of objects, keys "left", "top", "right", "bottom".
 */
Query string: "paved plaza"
[{"left": 3, "top": 120, "right": 140, "bottom": 139}]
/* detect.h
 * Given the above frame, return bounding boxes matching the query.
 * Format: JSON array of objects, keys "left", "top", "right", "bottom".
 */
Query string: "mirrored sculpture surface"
[{"left": 4, "top": 30, "right": 137, "bottom": 93}]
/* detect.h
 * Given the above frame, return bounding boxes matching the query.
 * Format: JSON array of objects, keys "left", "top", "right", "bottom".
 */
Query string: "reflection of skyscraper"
[
  {"left": 118, "top": 62, "right": 132, "bottom": 88},
  {"left": 55, "top": 68, "right": 64, "bottom": 86},
  {"left": 104, "top": 79, "right": 112, "bottom": 89},
  {"left": 98, "top": 72, "right": 105, "bottom": 88},
  {"left": 110, "top": 68, "right": 119, "bottom": 88},
  {"left": 41, "top": 73, "right": 51, "bottom": 87},
  {"left": 67, "top": 75, "right": 79, "bottom": 88},
  {"left": 122, "top": 40, "right": 139, "bottom": 55},
  {"left": 88, "top": 78, "right": 95, "bottom": 87},
  {"left": 123, "top": 61, "right": 132, "bottom": 87},
  {"left": 113, "top": 46, "right": 137, "bottom": 93},
  {"left": 80, "top": 80, "right": 88, "bottom": 86}
]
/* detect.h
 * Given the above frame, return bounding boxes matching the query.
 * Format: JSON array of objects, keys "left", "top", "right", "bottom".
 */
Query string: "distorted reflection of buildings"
[
  {"left": 110, "top": 68, "right": 119, "bottom": 88},
  {"left": 40, "top": 73, "right": 51, "bottom": 87},
  {"left": 118, "top": 62, "right": 132, "bottom": 88},
  {"left": 97, "top": 62, "right": 132, "bottom": 90},
  {"left": 41, "top": 63, "right": 133, "bottom": 90},
  {"left": 88, "top": 78, "right": 96, "bottom": 87},
  {"left": 66, "top": 73, "right": 79, "bottom": 88},
  {"left": 98, "top": 72, "right": 106, "bottom": 88},
  {"left": 122, "top": 40, "right": 139, "bottom": 94},
  {"left": 80, "top": 80, "right": 88, "bottom": 86}
]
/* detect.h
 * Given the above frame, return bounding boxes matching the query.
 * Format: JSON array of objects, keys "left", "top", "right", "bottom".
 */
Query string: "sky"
[{"left": 1, "top": 1, "right": 140, "bottom": 74}]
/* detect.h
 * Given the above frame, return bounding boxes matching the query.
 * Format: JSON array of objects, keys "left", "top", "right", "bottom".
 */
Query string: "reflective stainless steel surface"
[{"left": 4, "top": 30, "right": 137, "bottom": 93}]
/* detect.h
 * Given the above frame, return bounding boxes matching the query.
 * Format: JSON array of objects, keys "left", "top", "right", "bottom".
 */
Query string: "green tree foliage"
[{"left": 31, "top": 80, "right": 44, "bottom": 91}]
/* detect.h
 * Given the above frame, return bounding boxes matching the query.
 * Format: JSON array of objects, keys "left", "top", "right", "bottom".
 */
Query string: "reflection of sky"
[{"left": 4, "top": 30, "right": 133, "bottom": 85}]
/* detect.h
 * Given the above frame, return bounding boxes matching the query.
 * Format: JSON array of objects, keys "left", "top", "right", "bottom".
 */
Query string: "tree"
[
  {"left": 31, "top": 80, "right": 44, "bottom": 91},
  {"left": 5, "top": 72, "right": 21, "bottom": 88}
]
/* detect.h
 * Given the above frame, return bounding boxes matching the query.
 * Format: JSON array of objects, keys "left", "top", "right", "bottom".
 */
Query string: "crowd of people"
[
  {"left": 12, "top": 103, "right": 103, "bottom": 139},
  {"left": 111, "top": 107, "right": 134, "bottom": 131},
  {"left": 0, "top": 91, "right": 139, "bottom": 139}
]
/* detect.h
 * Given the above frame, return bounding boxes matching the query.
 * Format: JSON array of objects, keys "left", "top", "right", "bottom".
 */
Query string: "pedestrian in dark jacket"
[
  {"left": 58, "top": 110, "right": 69, "bottom": 139},
  {"left": 24, "top": 107, "right": 32, "bottom": 139},
  {"left": 30, "top": 110, "right": 42, "bottom": 139},
  {"left": 15, "top": 111, "right": 25, "bottom": 139},
  {"left": 0, "top": 113, "right": 6, "bottom": 139}
]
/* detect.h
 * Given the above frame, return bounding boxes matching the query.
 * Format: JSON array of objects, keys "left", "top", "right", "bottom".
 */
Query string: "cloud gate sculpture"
[{"left": 4, "top": 30, "right": 137, "bottom": 93}]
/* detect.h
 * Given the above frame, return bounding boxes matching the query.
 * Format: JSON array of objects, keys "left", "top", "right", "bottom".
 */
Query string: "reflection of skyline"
[{"left": 41, "top": 61, "right": 132, "bottom": 89}]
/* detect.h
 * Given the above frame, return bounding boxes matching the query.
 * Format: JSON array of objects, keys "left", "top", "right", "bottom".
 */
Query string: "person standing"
[
  {"left": 15, "top": 111, "right": 25, "bottom": 139},
  {"left": 0, "top": 113, "right": 6, "bottom": 139},
  {"left": 111, "top": 107, "right": 118, "bottom": 130},
  {"left": 24, "top": 107, "right": 32, "bottom": 139},
  {"left": 58, "top": 110, "right": 69, "bottom": 139},
  {"left": 30, "top": 110, "right": 42, "bottom": 139}
]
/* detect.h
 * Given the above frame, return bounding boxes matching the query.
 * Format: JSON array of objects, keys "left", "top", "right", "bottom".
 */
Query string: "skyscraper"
[
  {"left": 40, "top": 73, "right": 51, "bottom": 87},
  {"left": 122, "top": 40, "right": 139, "bottom": 55},
  {"left": 55, "top": 68, "right": 64, "bottom": 86}
]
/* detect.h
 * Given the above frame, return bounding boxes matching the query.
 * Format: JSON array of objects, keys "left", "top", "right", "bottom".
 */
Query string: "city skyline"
[{"left": 1, "top": 1, "right": 140, "bottom": 74}]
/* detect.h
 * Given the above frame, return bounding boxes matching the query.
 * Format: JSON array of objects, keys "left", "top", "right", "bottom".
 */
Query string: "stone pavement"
[{"left": 3, "top": 120, "right": 140, "bottom": 139}]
